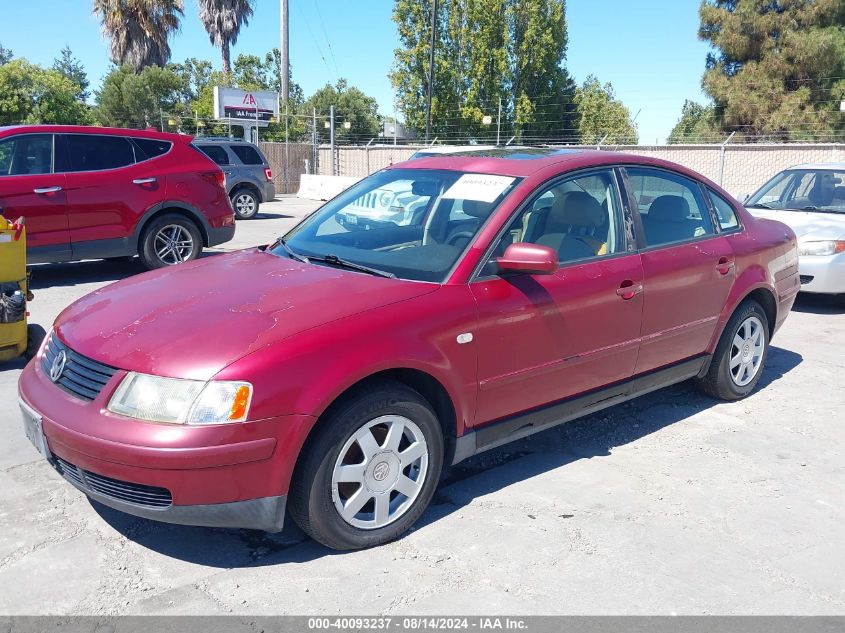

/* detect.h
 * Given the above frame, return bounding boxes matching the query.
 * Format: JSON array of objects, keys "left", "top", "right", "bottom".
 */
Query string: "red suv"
[
  {"left": 0, "top": 125, "right": 235, "bottom": 268},
  {"left": 18, "top": 149, "right": 800, "bottom": 550}
]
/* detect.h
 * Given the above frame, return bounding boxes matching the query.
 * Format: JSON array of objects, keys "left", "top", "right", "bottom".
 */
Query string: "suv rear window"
[
  {"left": 65, "top": 134, "right": 135, "bottom": 172},
  {"left": 230, "top": 145, "right": 264, "bottom": 165},
  {"left": 196, "top": 145, "right": 231, "bottom": 166},
  {"left": 133, "top": 138, "right": 172, "bottom": 160}
]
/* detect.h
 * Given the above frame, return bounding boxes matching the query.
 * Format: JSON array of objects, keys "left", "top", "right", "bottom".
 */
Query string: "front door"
[
  {"left": 0, "top": 134, "right": 70, "bottom": 262},
  {"left": 470, "top": 168, "right": 644, "bottom": 426}
]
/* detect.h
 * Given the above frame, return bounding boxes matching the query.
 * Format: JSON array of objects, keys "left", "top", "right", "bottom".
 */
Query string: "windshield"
[
  {"left": 746, "top": 169, "right": 845, "bottom": 213},
  {"left": 273, "top": 168, "right": 520, "bottom": 282}
]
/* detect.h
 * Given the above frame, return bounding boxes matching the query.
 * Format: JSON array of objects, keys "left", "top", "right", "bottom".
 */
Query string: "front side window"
[
  {"left": 230, "top": 145, "right": 263, "bottom": 165},
  {"left": 197, "top": 144, "right": 230, "bottom": 166},
  {"left": 64, "top": 134, "right": 135, "bottom": 172},
  {"left": 708, "top": 189, "right": 740, "bottom": 231},
  {"left": 627, "top": 167, "right": 714, "bottom": 247},
  {"left": 479, "top": 169, "right": 625, "bottom": 276},
  {"left": 746, "top": 169, "right": 845, "bottom": 213},
  {"left": 0, "top": 135, "right": 53, "bottom": 176},
  {"left": 274, "top": 169, "right": 520, "bottom": 282}
]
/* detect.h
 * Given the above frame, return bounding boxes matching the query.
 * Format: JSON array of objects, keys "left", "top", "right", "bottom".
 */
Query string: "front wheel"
[
  {"left": 139, "top": 214, "right": 202, "bottom": 269},
  {"left": 695, "top": 300, "right": 769, "bottom": 400},
  {"left": 288, "top": 382, "right": 444, "bottom": 550}
]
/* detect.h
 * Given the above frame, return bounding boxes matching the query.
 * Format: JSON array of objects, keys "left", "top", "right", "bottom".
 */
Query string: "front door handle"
[
  {"left": 616, "top": 281, "right": 644, "bottom": 300},
  {"left": 33, "top": 186, "right": 62, "bottom": 194},
  {"left": 716, "top": 257, "right": 735, "bottom": 275},
  {"left": 132, "top": 177, "right": 157, "bottom": 185}
]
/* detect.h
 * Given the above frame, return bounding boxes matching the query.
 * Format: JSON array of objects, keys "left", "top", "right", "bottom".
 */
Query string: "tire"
[
  {"left": 231, "top": 188, "right": 260, "bottom": 220},
  {"left": 24, "top": 324, "right": 47, "bottom": 360},
  {"left": 695, "top": 300, "right": 770, "bottom": 401},
  {"left": 139, "top": 214, "right": 202, "bottom": 270},
  {"left": 288, "top": 382, "right": 444, "bottom": 550}
]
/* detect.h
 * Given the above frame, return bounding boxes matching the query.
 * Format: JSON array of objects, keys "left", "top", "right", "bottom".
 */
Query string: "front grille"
[
  {"left": 799, "top": 275, "right": 814, "bottom": 285},
  {"left": 52, "top": 456, "right": 172, "bottom": 509},
  {"left": 42, "top": 335, "right": 117, "bottom": 401}
]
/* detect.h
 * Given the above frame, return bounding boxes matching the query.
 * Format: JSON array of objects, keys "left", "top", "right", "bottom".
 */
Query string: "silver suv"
[{"left": 192, "top": 138, "right": 276, "bottom": 219}]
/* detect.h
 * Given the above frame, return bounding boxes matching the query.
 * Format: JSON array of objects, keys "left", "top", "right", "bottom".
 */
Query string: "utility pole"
[
  {"left": 280, "top": 0, "right": 290, "bottom": 192},
  {"left": 330, "top": 105, "right": 336, "bottom": 176},
  {"left": 496, "top": 97, "right": 502, "bottom": 146},
  {"left": 312, "top": 107, "right": 318, "bottom": 174},
  {"left": 425, "top": 0, "right": 438, "bottom": 143}
]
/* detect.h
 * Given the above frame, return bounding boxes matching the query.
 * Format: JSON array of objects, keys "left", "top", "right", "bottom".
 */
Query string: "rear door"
[
  {"left": 623, "top": 166, "right": 735, "bottom": 374},
  {"left": 0, "top": 133, "right": 70, "bottom": 262},
  {"left": 470, "top": 168, "right": 644, "bottom": 425},
  {"left": 61, "top": 134, "right": 164, "bottom": 258}
]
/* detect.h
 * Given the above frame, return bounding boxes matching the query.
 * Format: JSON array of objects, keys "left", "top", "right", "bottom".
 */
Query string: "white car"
[{"left": 744, "top": 163, "right": 845, "bottom": 296}]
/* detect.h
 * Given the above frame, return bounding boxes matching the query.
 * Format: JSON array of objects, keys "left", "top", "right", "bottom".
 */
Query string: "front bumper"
[
  {"left": 798, "top": 252, "right": 845, "bottom": 294},
  {"left": 18, "top": 352, "right": 314, "bottom": 532}
]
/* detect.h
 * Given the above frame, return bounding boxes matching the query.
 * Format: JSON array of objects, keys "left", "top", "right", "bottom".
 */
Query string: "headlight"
[
  {"left": 108, "top": 372, "right": 252, "bottom": 425},
  {"left": 798, "top": 240, "right": 845, "bottom": 256}
]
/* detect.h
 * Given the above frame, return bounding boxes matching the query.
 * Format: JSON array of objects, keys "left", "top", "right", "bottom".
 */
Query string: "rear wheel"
[
  {"left": 695, "top": 300, "right": 769, "bottom": 400},
  {"left": 231, "top": 188, "right": 260, "bottom": 220},
  {"left": 139, "top": 214, "right": 202, "bottom": 269},
  {"left": 288, "top": 382, "right": 444, "bottom": 550}
]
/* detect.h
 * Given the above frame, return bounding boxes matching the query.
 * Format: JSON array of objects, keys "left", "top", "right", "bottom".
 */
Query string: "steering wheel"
[{"left": 446, "top": 231, "right": 475, "bottom": 247}]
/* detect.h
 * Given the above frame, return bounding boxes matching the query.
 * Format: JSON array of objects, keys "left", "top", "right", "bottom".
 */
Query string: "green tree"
[
  {"left": 93, "top": 0, "right": 184, "bottom": 71},
  {"left": 0, "top": 59, "right": 90, "bottom": 125},
  {"left": 0, "top": 43, "right": 12, "bottom": 65},
  {"left": 94, "top": 64, "right": 186, "bottom": 129},
  {"left": 169, "top": 57, "right": 213, "bottom": 104},
  {"left": 699, "top": 0, "right": 845, "bottom": 141},
  {"left": 573, "top": 76, "right": 638, "bottom": 145},
  {"left": 53, "top": 46, "right": 90, "bottom": 102},
  {"left": 197, "top": 0, "right": 253, "bottom": 79},
  {"left": 300, "top": 79, "right": 380, "bottom": 141},
  {"left": 667, "top": 100, "right": 720, "bottom": 143}
]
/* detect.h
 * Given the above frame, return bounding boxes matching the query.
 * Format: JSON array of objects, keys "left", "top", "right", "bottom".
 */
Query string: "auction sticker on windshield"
[{"left": 442, "top": 174, "right": 515, "bottom": 202}]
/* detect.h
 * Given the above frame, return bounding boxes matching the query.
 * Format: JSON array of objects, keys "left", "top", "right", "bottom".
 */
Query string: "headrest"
[
  {"left": 461, "top": 200, "right": 493, "bottom": 218},
  {"left": 648, "top": 195, "right": 689, "bottom": 223},
  {"left": 548, "top": 191, "right": 604, "bottom": 230}
]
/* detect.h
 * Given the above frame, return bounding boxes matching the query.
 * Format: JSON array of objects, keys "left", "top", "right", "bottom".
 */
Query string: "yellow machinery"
[{"left": 0, "top": 217, "right": 43, "bottom": 361}]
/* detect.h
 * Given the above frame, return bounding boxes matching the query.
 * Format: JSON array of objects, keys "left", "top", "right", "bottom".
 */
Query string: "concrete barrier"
[{"left": 297, "top": 175, "right": 362, "bottom": 201}]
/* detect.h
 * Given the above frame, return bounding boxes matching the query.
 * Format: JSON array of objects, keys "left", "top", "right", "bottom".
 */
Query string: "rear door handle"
[
  {"left": 132, "top": 177, "right": 157, "bottom": 185},
  {"left": 33, "top": 186, "right": 62, "bottom": 194},
  {"left": 716, "top": 257, "right": 735, "bottom": 275},
  {"left": 616, "top": 282, "right": 644, "bottom": 300}
]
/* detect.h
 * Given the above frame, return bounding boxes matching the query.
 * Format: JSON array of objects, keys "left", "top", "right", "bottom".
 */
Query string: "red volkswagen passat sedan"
[{"left": 19, "top": 149, "right": 800, "bottom": 550}]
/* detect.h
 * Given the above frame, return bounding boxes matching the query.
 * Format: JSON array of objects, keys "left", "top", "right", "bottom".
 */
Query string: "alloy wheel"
[
  {"left": 154, "top": 224, "right": 195, "bottom": 265},
  {"left": 234, "top": 193, "right": 257, "bottom": 217},
  {"left": 729, "top": 315, "right": 765, "bottom": 387}
]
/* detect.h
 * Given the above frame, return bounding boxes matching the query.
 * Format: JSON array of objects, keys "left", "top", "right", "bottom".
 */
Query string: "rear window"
[
  {"left": 230, "top": 144, "right": 264, "bottom": 165},
  {"left": 133, "top": 138, "right": 172, "bottom": 160},
  {"left": 196, "top": 145, "right": 231, "bottom": 166},
  {"left": 65, "top": 134, "right": 135, "bottom": 172}
]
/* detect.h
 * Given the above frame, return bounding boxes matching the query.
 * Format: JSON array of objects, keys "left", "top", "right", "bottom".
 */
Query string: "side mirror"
[{"left": 496, "top": 243, "right": 559, "bottom": 276}]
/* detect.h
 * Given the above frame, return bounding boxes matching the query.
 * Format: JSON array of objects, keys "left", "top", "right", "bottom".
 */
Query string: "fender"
[
  {"left": 707, "top": 264, "right": 775, "bottom": 354},
  {"left": 131, "top": 201, "right": 213, "bottom": 248}
]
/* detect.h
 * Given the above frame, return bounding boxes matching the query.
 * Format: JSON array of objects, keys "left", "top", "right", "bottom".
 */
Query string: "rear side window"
[
  {"left": 196, "top": 145, "right": 230, "bottom": 166},
  {"left": 230, "top": 144, "right": 264, "bottom": 165},
  {"left": 0, "top": 135, "right": 53, "bottom": 176},
  {"left": 65, "top": 134, "right": 135, "bottom": 172},
  {"left": 133, "top": 138, "right": 172, "bottom": 160},
  {"left": 707, "top": 189, "right": 740, "bottom": 231},
  {"left": 627, "top": 167, "right": 714, "bottom": 247}
]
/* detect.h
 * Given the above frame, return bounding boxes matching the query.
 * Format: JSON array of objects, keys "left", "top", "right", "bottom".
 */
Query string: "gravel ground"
[{"left": 0, "top": 196, "right": 843, "bottom": 615}]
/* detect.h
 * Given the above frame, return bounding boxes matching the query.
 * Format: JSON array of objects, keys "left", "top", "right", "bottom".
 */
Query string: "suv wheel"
[
  {"left": 231, "top": 188, "right": 259, "bottom": 220},
  {"left": 695, "top": 300, "right": 769, "bottom": 400},
  {"left": 139, "top": 214, "right": 202, "bottom": 269},
  {"left": 289, "top": 382, "right": 444, "bottom": 550}
]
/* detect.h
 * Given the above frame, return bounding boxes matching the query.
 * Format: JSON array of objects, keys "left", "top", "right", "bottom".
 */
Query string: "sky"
[{"left": 1, "top": 0, "right": 712, "bottom": 144}]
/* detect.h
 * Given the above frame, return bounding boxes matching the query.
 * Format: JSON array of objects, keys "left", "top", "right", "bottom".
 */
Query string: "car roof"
[
  {"left": 192, "top": 137, "right": 256, "bottom": 144},
  {"left": 413, "top": 144, "right": 499, "bottom": 155},
  {"left": 392, "top": 147, "right": 718, "bottom": 183},
  {"left": 786, "top": 163, "right": 845, "bottom": 171},
  {"left": 0, "top": 124, "right": 189, "bottom": 143}
]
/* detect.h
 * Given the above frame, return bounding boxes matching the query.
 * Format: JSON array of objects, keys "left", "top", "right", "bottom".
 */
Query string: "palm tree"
[
  {"left": 93, "top": 0, "right": 183, "bottom": 71},
  {"left": 197, "top": 0, "right": 254, "bottom": 80}
]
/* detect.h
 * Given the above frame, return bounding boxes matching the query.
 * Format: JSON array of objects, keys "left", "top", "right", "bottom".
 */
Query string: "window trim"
[
  {"left": 60, "top": 133, "right": 138, "bottom": 174},
  {"left": 0, "top": 133, "right": 56, "bottom": 177},
  {"left": 702, "top": 185, "right": 744, "bottom": 235},
  {"left": 470, "top": 166, "right": 633, "bottom": 283},
  {"left": 620, "top": 164, "right": 720, "bottom": 252}
]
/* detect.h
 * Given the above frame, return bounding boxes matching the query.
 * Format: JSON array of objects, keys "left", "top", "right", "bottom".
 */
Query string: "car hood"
[
  {"left": 54, "top": 249, "right": 438, "bottom": 380},
  {"left": 746, "top": 207, "right": 845, "bottom": 241}
]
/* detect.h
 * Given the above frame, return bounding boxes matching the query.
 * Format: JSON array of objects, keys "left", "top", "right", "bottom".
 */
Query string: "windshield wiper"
[
  {"left": 306, "top": 253, "right": 397, "bottom": 279},
  {"left": 274, "top": 238, "right": 309, "bottom": 263},
  {"left": 747, "top": 203, "right": 773, "bottom": 209}
]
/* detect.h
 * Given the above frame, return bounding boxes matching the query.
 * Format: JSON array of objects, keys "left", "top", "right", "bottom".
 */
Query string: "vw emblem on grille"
[
  {"left": 373, "top": 461, "right": 390, "bottom": 482},
  {"left": 49, "top": 350, "right": 67, "bottom": 383}
]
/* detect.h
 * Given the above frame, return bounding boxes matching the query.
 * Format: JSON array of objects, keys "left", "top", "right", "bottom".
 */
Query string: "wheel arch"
[
  {"left": 133, "top": 202, "right": 212, "bottom": 249},
  {"left": 229, "top": 181, "right": 263, "bottom": 203},
  {"left": 709, "top": 280, "right": 778, "bottom": 355}
]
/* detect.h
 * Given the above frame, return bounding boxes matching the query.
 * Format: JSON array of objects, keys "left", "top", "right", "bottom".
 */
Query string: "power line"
[{"left": 311, "top": 0, "right": 340, "bottom": 77}]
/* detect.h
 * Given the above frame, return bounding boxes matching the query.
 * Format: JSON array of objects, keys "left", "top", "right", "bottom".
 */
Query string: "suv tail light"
[
  {"left": 201, "top": 170, "right": 227, "bottom": 190},
  {"left": 264, "top": 168, "right": 273, "bottom": 181}
]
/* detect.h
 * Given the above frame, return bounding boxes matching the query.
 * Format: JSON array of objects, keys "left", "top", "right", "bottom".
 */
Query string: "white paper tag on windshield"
[{"left": 442, "top": 174, "right": 515, "bottom": 203}]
